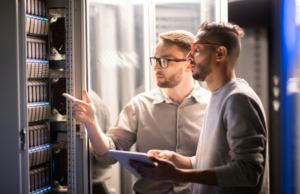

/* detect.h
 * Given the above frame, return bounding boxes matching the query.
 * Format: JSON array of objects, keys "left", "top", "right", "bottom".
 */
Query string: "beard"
[
  {"left": 192, "top": 53, "right": 212, "bottom": 81},
  {"left": 156, "top": 67, "right": 183, "bottom": 88}
]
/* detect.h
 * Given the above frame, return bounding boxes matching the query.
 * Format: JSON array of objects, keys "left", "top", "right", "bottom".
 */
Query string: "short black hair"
[{"left": 199, "top": 22, "right": 244, "bottom": 60}]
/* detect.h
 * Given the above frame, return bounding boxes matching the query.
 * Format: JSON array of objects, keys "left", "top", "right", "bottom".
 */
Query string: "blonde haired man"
[{"left": 64, "top": 30, "right": 211, "bottom": 193}]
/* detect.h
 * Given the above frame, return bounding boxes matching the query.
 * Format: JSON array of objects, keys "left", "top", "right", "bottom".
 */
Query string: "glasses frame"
[
  {"left": 149, "top": 57, "right": 187, "bottom": 68},
  {"left": 191, "top": 43, "right": 222, "bottom": 55}
]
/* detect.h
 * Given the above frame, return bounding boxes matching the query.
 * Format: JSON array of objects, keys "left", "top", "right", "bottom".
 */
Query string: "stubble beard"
[
  {"left": 157, "top": 67, "right": 183, "bottom": 88},
  {"left": 192, "top": 53, "right": 212, "bottom": 81}
]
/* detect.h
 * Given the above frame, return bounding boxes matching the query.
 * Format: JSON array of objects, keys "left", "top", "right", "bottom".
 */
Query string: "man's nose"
[{"left": 154, "top": 61, "right": 162, "bottom": 71}]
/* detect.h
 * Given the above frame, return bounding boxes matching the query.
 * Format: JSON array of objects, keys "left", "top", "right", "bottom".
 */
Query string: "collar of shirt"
[{"left": 152, "top": 83, "right": 205, "bottom": 104}]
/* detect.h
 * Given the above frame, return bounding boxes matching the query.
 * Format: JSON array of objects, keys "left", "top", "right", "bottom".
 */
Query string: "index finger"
[{"left": 63, "top": 93, "right": 77, "bottom": 102}]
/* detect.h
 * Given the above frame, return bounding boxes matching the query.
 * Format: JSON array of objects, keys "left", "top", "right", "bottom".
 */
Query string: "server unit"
[{"left": 26, "top": 1, "right": 51, "bottom": 193}]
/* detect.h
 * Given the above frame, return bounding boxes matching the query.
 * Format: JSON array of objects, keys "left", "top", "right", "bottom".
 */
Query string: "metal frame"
[
  {"left": 0, "top": 0, "right": 29, "bottom": 193},
  {"left": 148, "top": 0, "right": 157, "bottom": 90},
  {"left": 66, "top": 0, "right": 89, "bottom": 193},
  {"left": 65, "top": 0, "right": 77, "bottom": 193}
]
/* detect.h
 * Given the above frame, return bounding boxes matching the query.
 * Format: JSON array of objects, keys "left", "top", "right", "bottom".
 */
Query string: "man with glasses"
[
  {"left": 131, "top": 22, "right": 269, "bottom": 194},
  {"left": 63, "top": 30, "right": 211, "bottom": 193}
]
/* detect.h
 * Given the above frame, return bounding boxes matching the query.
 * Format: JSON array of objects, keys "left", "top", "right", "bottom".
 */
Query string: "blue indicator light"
[
  {"left": 46, "top": 145, "right": 50, "bottom": 148},
  {"left": 48, "top": 186, "right": 51, "bottom": 190}
]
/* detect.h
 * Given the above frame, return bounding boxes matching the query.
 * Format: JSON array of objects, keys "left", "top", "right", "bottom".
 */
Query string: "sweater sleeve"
[{"left": 214, "top": 93, "right": 267, "bottom": 187}]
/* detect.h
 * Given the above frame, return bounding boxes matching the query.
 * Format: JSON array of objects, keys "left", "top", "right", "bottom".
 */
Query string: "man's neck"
[
  {"left": 206, "top": 68, "right": 236, "bottom": 93},
  {"left": 163, "top": 79, "right": 195, "bottom": 105}
]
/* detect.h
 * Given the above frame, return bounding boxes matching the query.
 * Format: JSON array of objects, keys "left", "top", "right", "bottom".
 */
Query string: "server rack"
[{"left": 0, "top": 0, "right": 88, "bottom": 193}]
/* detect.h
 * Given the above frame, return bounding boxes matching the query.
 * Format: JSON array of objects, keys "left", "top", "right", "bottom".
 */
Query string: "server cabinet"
[
  {"left": 0, "top": 0, "right": 28, "bottom": 193},
  {"left": 0, "top": 0, "right": 88, "bottom": 193}
]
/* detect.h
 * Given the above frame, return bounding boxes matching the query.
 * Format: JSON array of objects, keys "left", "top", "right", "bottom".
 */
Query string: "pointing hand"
[{"left": 63, "top": 90, "right": 96, "bottom": 126}]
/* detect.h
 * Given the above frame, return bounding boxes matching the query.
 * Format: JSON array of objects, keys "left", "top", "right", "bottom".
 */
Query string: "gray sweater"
[{"left": 190, "top": 78, "right": 269, "bottom": 194}]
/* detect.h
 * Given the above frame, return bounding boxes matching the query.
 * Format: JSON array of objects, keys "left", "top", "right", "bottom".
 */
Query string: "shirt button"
[{"left": 177, "top": 145, "right": 181, "bottom": 149}]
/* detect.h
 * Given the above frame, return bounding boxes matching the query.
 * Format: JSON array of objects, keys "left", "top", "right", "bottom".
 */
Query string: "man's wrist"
[
  {"left": 174, "top": 168, "right": 187, "bottom": 182},
  {"left": 169, "top": 151, "right": 176, "bottom": 163},
  {"left": 85, "top": 116, "right": 98, "bottom": 129}
]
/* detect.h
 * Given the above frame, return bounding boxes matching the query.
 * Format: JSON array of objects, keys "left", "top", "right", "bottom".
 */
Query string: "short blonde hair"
[{"left": 159, "top": 30, "right": 195, "bottom": 54}]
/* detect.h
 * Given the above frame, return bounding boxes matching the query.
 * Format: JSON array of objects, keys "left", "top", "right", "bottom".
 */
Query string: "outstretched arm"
[{"left": 63, "top": 90, "right": 109, "bottom": 156}]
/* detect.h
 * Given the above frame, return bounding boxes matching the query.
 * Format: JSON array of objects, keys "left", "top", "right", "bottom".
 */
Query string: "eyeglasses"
[
  {"left": 149, "top": 57, "right": 187, "bottom": 68},
  {"left": 191, "top": 43, "right": 221, "bottom": 55}
]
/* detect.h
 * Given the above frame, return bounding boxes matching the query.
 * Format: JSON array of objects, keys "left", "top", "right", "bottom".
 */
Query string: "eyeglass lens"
[{"left": 151, "top": 58, "right": 168, "bottom": 68}]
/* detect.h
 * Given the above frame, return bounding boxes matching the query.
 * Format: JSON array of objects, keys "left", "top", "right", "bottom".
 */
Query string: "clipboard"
[{"left": 108, "top": 150, "right": 155, "bottom": 178}]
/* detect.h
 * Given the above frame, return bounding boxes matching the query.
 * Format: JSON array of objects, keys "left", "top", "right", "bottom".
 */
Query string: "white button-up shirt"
[{"left": 94, "top": 83, "right": 211, "bottom": 194}]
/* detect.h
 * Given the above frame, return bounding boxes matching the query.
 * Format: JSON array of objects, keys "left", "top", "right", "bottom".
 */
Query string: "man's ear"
[
  {"left": 216, "top": 46, "right": 227, "bottom": 62},
  {"left": 184, "top": 60, "right": 192, "bottom": 72}
]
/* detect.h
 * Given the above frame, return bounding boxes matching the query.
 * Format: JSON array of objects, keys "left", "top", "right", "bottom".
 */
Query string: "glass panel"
[
  {"left": 154, "top": 0, "right": 219, "bottom": 89},
  {"left": 87, "top": 1, "right": 145, "bottom": 193},
  {"left": 155, "top": 0, "right": 201, "bottom": 43}
]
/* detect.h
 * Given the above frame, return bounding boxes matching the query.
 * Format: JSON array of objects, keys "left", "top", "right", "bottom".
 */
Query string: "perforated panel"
[{"left": 51, "top": 77, "right": 66, "bottom": 115}]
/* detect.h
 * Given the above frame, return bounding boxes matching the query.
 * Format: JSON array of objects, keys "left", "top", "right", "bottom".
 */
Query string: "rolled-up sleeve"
[
  {"left": 189, "top": 156, "right": 197, "bottom": 169},
  {"left": 93, "top": 100, "right": 138, "bottom": 166},
  {"left": 214, "top": 94, "right": 267, "bottom": 187}
]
